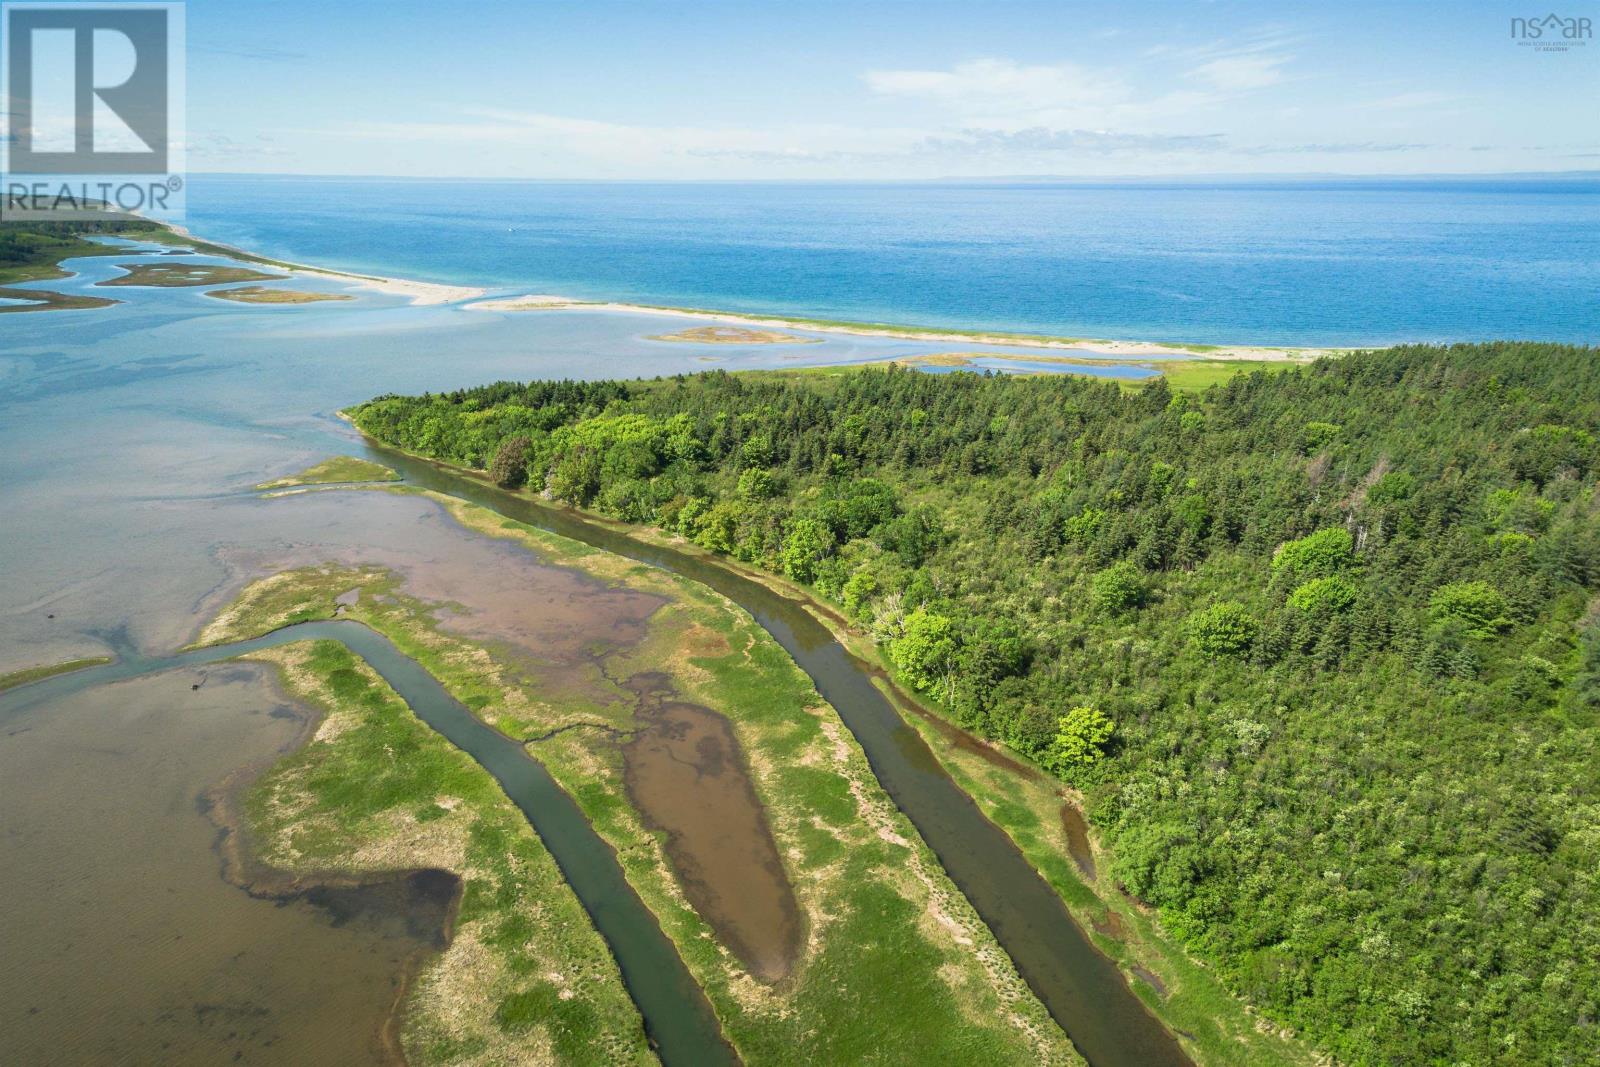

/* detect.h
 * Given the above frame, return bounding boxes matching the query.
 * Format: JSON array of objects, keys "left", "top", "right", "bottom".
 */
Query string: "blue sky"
[{"left": 179, "top": 0, "right": 1598, "bottom": 178}]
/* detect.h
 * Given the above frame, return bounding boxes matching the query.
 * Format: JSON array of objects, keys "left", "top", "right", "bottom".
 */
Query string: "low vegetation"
[
  {"left": 203, "top": 491, "right": 1079, "bottom": 1066},
  {"left": 232, "top": 636, "right": 653, "bottom": 1066},
  {"left": 0, "top": 217, "right": 165, "bottom": 283},
  {"left": 892, "top": 352, "right": 1286, "bottom": 392},
  {"left": 0, "top": 656, "right": 113, "bottom": 692},
  {"left": 255, "top": 455, "right": 399, "bottom": 489},
  {"left": 96, "top": 262, "right": 287, "bottom": 288},
  {"left": 0, "top": 216, "right": 166, "bottom": 310},
  {"left": 207, "top": 285, "right": 352, "bottom": 304},
  {"left": 648, "top": 326, "right": 818, "bottom": 344},
  {"left": 351, "top": 342, "right": 1600, "bottom": 1066}
]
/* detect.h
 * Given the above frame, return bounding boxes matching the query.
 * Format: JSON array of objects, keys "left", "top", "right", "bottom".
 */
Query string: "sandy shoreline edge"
[
  {"left": 164, "top": 223, "right": 1330, "bottom": 361},
  {"left": 165, "top": 223, "right": 486, "bottom": 306},
  {"left": 462, "top": 294, "right": 1330, "bottom": 361}
]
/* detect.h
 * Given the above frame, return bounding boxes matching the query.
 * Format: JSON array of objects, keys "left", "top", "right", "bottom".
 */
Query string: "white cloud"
[
  {"left": 920, "top": 127, "right": 1229, "bottom": 155},
  {"left": 864, "top": 58, "right": 1125, "bottom": 115},
  {"left": 865, "top": 57, "right": 1241, "bottom": 139},
  {"left": 1189, "top": 54, "right": 1289, "bottom": 91}
]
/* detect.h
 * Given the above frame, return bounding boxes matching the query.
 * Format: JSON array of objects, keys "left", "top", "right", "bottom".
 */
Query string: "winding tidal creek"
[
  {"left": 0, "top": 620, "right": 738, "bottom": 1067},
  {"left": 1, "top": 246, "right": 1191, "bottom": 1066},
  {"left": 378, "top": 449, "right": 1192, "bottom": 1067}
]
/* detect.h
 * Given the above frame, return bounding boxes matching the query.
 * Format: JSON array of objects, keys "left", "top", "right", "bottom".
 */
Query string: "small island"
[
  {"left": 96, "top": 262, "right": 288, "bottom": 288},
  {"left": 649, "top": 325, "right": 819, "bottom": 344},
  {"left": 207, "top": 285, "right": 353, "bottom": 305},
  {"left": 0, "top": 285, "right": 117, "bottom": 313},
  {"left": 255, "top": 456, "right": 400, "bottom": 490},
  {"left": 0, "top": 216, "right": 157, "bottom": 311}
]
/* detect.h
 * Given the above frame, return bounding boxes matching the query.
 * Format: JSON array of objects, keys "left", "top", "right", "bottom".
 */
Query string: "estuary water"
[
  {"left": 0, "top": 239, "right": 1179, "bottom": 1065},
  {"left": 2, "top": 177, "right": 1593, "bottom": 1065},
  {"left": 179, "top": 175, "right": 1600, "bottom": 346}
]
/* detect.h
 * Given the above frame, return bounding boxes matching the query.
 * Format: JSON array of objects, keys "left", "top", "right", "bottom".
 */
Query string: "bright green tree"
[
  {"left": 890, "top": 609, "right": 958, "bottom": 692},
  {"left": 1430, "top": 581, "right": 1512, "bottom": 638},
  {"left": 1189, "top": 602, "right": 1257, "bottom": 657},
  {"left": 780, "top": 518, "right": 836, "bottom": 583},
  {"left": 1091, "top": 560, "right": 1144, "bottom": 613},
  {"left": 1288, "top": 575, "right": 1358, "bottom": 613},
  {"left": 1271, "top": 527, "right": 1353, "bottom": 579},
  {"left": 1046, "top": 706, "right": 1115, "bottom": 773}
]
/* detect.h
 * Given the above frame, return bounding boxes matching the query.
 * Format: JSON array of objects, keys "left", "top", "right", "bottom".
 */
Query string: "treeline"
[
  {"left": 0, "top": 217, "right": 162, "bottom": 274},
  {"left": 353, "top": 343, "right": 1600, "bottom": 1066}
]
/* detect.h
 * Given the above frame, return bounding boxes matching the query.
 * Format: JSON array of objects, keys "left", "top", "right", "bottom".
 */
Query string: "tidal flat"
[
  {"left": 0, "top": 666, "right": 448, "bottom": 1066},
  {"left": 230, "top": 638, "right": 654, "bottom": 1066},
  {"left": 0, "top": 284, "right": 118, "bottom": 312},
  {"left": 198, "top": 486, "right": 1080, "bottom": 1065},
  {"left": 0, "top": 235, "right": 1216, "bottom": 1066},
  {"left": 0, "top": 655, "right": 112, "bottom": 691}
]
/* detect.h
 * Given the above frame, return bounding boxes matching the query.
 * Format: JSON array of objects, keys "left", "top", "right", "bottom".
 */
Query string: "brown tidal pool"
[
  {"left": 1060, "top": 801, "right": 1098, "bottom": 881},
  {"left": 234, "top": 492, "right": 803, "bottom": 988},
  {"left": 618, "top": 672, "right": 802, "bottom": 983}
]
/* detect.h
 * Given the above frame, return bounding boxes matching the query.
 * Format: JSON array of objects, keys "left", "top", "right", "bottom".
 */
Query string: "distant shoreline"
[
  {"left": 161, "top": 220, "right": 1333, "bottom": 361},
  {"left": 462, "top": 293, "right": 1333, "bottom": 362},
  {"left": 162, "top": 223, "right": 486, "bottom": 306}
]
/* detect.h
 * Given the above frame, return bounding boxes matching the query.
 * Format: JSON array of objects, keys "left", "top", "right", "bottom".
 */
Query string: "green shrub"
[
  {"left": 781, "top": 518, "right": 836, "bottom": 583},
  {"left": 738, "top": 468, "right": 778, "bottom": 499},
  {"left": 1430, "top": 581, "right": 1511, "bottom": 638},
  {"left": 1302, "top": 421, "right": 1342, "bottom": 454},
  {"left": 1287, "top": 575, "right": 1358, "bottom": 613},
  {"left": 1365, "top": 470, "right": 1415, "bottom": 506},
  {"left": 1189, "top": 602, "right": 1258, "bottom": 657},
  {"left": 1090, "top": 560, "right": 1144, "bottom": 613},
  {"left": 1271, "top": 527, "right": 1353, "bottom": 579}
]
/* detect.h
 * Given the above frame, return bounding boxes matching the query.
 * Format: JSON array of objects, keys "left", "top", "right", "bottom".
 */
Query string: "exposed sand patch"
[
  {"left": 462, "top": 293, "right": 1328, "bottom": 361},
  {"left": 648, "top": 326, "right": 819, "bottom": 345}
]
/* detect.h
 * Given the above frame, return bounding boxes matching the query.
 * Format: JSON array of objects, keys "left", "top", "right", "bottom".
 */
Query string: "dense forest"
[
  {"left": 352, "top": 343, "right": 1600, "bottom": 1066},
  {"left": 0, "top": 217, "right": 162, "bottom": 277}
]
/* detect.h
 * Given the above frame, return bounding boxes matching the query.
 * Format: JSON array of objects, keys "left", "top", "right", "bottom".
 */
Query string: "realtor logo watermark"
[
  {"left": 2, "top": 2, "right": 185, "bottom": 220},
  {"left": 1511, "top": 12, "right": 1592, "bottom": 51}
]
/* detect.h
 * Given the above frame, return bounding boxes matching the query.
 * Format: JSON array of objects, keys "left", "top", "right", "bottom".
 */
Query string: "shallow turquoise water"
[{"left": 178, "top": 176, "right": 1600, "bottom": 346}]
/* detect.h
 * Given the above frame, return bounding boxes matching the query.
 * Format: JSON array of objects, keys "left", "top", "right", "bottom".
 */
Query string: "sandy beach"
[
  {"left": 463, "top": 292, "right": 1331, "bottom": 362},
  {"left": 164, "top": 224, "right": 486, "bottom": 307},
  {"left": 161, "top": 223, "right": 1322, "bottom": 357},
  {"left": 318, "top": 271, "right": 485, "bottom": 306}
]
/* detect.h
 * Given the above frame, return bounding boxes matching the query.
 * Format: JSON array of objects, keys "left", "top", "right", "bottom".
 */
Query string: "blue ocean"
[{"left": 179, "top": 176, "right": 1600, "bottom": 347}]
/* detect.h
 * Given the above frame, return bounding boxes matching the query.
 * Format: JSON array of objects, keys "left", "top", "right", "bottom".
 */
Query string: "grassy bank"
[
  {"left": 256, "top": 455, "right": 400, "bottom": 489},
  {"left": 872, "top": 678, "right": 1317, "bottom": 1067},
  {"left": 886, "top": 352, "right": 1293, "bottom": 391},
  {"left": 200, "top": 487, "right": 1080, "bottom": 1065},
  {"left": 347, "top": 347, "right": 1600, "bottom": 1065},
  {"left": 0, "top": 656, "right": 114, "bottom": 692},
  {"left": 230, "top": 637, "right": 653, "bottom": 1065},
  {"left": 0, "top": 221, "right": 162, "bottom": 284},
  {"left": 488, "top": 488, "right": 1316, "bottom": 1067}
]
